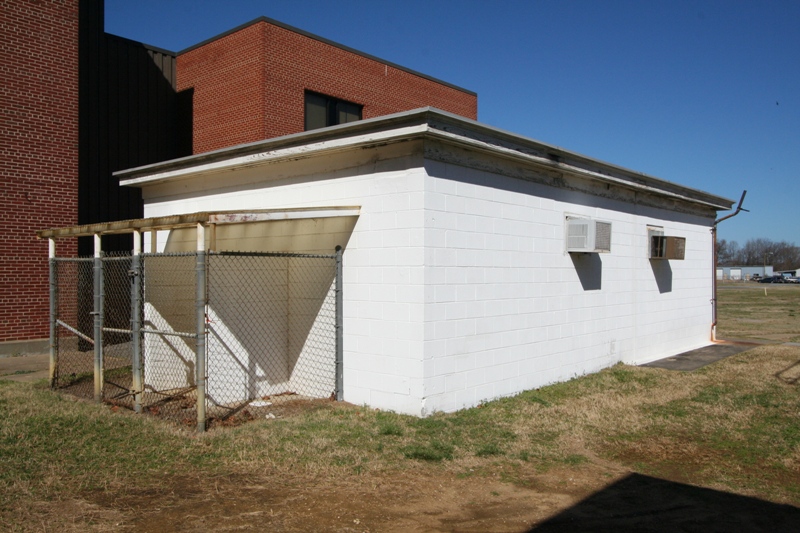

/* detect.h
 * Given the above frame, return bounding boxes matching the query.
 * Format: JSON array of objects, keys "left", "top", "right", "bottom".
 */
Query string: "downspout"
[{"left": 711, "top": 190, "right": 747, "bottom": 341}]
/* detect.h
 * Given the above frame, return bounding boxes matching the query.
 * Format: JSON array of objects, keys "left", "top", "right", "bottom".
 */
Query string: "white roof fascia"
[
  {"left": 208, "top": 208, "right": 360, "bottom": 224},
  {"left": 119, "top": 124, "right": 429, "bottom": 188},
  {"left": 424, "top": 128, "right": 730, "bottom": 210}
]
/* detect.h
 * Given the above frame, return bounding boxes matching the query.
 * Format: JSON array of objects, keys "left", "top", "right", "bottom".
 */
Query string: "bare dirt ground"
[
  {"left": 11, "top": 461, "right": 633, "bottom": 532},
  {"left": 89, "top": 468, "right": 590, "bottom": 532},
  {"left": 20, "top": 445, "right": 800, "bottom": 532}
]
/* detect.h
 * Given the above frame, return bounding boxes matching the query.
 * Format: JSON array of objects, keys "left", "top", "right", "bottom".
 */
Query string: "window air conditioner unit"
[
  {"left": 566, "top": 218, "right": 612, "bottom": 253},
  {"left": 650, "top": 236, "right": 686, "bottom": 260}
]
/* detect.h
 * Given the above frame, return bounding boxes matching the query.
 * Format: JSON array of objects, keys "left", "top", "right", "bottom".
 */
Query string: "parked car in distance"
[
  {"left": 785, "top": 277, "right": 800, "bottom": 284},
  {"left": 758, "top": 276, "right": 785, "bottom": 283}
]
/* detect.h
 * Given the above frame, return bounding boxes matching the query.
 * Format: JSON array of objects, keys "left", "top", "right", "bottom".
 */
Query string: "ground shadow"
[
  {"left": 530, "top": 473, "right": 800, "bottom": 532},
  {"left": 776, "top": 359, "right": 800, "bottom": 385},
  {"left": 570, "top": 253, "right": 602, "bottom": 291}
]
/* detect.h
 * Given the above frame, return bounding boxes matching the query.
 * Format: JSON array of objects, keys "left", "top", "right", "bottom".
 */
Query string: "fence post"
[
  {"left": 48, "top": 238, "right": 57, "bottom": 388},
  {"left": 196, "top": 223, "right": 207, "bottom": 433},
  {"left": 93, "top": 234, "right": 104, "bottom": 403},
  {"left": 131, "top": 230, "right": 143, "bottom": 414},
  {"left": 335, "top": 246, "right": 343, "bottom": 401}
]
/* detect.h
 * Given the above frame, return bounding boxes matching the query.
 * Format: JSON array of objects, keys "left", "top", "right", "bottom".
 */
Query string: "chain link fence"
[
  {"left": 50, "top": 248, "right": 341, "bottom": 431},
  {"left": 206, "top": 253, "right": 338, "bottom": 422},
  {"left": 136, "top": 252, "right": 199, "bottom": 424},
  {"left": 102, "top": 253, "right": 134, "bottom": 402},
  {"left": 52, "top": 257, "right": 94, "bottom": 397}
]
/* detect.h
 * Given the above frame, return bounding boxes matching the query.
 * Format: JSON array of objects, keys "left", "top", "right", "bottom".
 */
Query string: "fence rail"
[{"left": 50, "top": 249, "right": 342, "bottom": 431}]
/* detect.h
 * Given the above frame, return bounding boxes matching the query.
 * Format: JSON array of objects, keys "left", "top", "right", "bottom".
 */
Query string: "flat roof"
[{"left": 115, "top": 107, "right": 734, "bottom": 212}]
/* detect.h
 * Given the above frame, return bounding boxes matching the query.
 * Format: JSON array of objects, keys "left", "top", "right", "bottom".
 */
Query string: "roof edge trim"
[
  {"left": 115, "top": 107, "right": 734, "bottom": 212},
  {"left": 177, "top": 17, "right": 476, "bottom": 96}
]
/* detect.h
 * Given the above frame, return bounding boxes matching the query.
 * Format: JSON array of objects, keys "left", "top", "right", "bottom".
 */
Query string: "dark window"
[{"left": 304, "top": 91, "right": 362, "bottom": 131}]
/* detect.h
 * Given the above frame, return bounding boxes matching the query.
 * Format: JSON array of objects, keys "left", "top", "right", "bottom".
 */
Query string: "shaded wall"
[
  {"left": 149, "top": 220, "right": 351, "bottom": 403},
  {"left": 79, "top": 12, "right": 190, "bottom": 255}
]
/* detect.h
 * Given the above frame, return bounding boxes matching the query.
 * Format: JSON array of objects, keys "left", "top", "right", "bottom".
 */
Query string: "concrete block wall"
[
  {"left": 205, "top": 257, "right": 291, "bottom": 404},
  {"left": 141, "top": 157, "right": 429, "bottom": 414},
  {"left": 177, "top": 19, "right": 478, "bottom": 154},
  {"left": 420, "top": 161, "right": 714, "bottom": 413},
  {"left": 137, "top": 150, "right": 715, "bottom": 416},
  {"left": 140, "top": 231, "right": 341, "bottom": 404},
  {"left": 286, "top": 264, "right": 337, "bottom": 398},
  {"left": 141, "top": 254, "right": 197, "bottom": 393},
  {"left": 0, "top": 0, "right": 79, "bottom": 345},
  {"left": 204, "top": 256, "right": 337, "bottom": 403}
]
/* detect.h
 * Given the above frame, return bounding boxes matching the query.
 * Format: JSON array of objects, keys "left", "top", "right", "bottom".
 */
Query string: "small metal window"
[{"left": 304, "top": 91, "right": 363, "bottom": 131}]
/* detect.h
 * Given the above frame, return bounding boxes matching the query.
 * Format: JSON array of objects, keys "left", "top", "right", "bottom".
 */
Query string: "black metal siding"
[{"left": 78, "top": 3, "right": 188, "bottom": 254}]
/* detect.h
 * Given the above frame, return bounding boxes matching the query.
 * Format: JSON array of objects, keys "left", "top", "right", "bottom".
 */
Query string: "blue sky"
[{"left": 105, "top": 0, "right": 799, "bottom": 246}]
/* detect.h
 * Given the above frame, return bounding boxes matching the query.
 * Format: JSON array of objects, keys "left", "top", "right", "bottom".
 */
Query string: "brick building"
[
  {"left": 1, "top": 0, "right": 80, "bottom": 351},
  {"left": 178, "top": 18, "right": 477, "bottom": 154},
  {"left": 0, "top": 1, "right": 477, "bottom": 354}
]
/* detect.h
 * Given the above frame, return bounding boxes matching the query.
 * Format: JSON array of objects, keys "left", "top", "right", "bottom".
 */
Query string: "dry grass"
[
  {"left": 2, "top": 287, "right": 800, "bottom": 530},
  {"left": 716, "top": 282, "right": 800, "bottom": 342}
]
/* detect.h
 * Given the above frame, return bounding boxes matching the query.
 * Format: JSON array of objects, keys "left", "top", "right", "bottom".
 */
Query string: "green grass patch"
[
  {"left": 377, "top": 422, "right": 403, "bottom": 436},
  {"left": 562, "top": 454, "right": 589, "bottom": 466},
  {"left": 690, "top": 385, "right": 732, "bottom": 404},
  {"left": 645, "top": 399, "right": 693, "bottom": 419},
  {"left": 474, "top": 442, "right": 504, "bottom": 457},
  {"left": 402, "top": 441, "right": 454, "bottom": 462}
]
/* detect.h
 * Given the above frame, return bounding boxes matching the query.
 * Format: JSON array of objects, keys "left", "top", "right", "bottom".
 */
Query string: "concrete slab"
[
  {"left": 0, "top": 338, "right": 49, "bottom": 356},
  {"left": 0, "top": 353, "right": 49, "bottom": 382},
  {"left": 642, "top": 342, "right": 760, "bottom": 371}
]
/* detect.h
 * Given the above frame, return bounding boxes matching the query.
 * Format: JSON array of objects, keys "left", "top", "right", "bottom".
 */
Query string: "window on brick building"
[{"left": 304, "top": 91, "right": 362, "bottom": 131}]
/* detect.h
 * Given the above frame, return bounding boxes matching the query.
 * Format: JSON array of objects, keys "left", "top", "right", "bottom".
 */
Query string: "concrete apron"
[
  {"left": 0, "top": 353, "right": 49, "bottom": 382},
  {"left": 642, "top": 341, "right": 765, "bottom": 371}
]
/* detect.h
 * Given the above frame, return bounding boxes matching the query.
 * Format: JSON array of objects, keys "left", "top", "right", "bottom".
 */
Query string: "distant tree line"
[{"left": 716, "top": 238, "right": 800, "bottom": 271}]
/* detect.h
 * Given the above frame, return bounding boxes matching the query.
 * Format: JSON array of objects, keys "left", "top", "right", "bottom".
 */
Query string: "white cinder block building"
[{"left": 117, "top": 108, "right": 733, "bottom": 416}]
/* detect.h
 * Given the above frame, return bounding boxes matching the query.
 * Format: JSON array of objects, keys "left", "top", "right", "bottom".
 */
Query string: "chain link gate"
[
  {"left": 102, "top": 253, "right": 134, "bottom": 402},
  {"left": 50, "top": 247, "right": 342, "bottom": 431},
  {"left": 51, "top": 257, "right": 95, "bottom": 397}
]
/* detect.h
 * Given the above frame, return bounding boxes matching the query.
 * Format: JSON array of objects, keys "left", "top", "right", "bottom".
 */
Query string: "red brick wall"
[
  {"left": 178, "top": 20, "right": 478, "bottom": 154},
  {"left": 0, "top": 0, "right": 79, "bottom": 343},
  {"left": 177, "top": 23, "right": 266, "bottom": 155}
]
